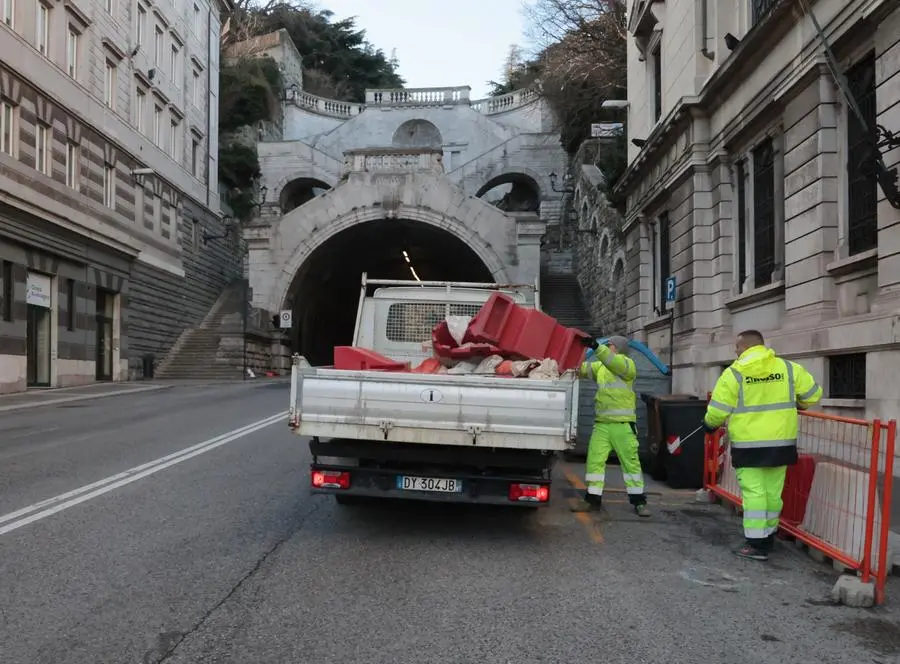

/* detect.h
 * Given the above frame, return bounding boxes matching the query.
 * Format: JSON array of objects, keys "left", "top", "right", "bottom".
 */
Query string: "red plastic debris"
[
  {"left": 333, "top": 346, "right": 408, "bottom": 371},
  {"left": 466, "top": 292, "right": 517, "bottom": 345},
  {"left": 411, "top": 357, "right": 444, "bottom": 374},
  {"left": 462, "top": 292, "right": 590, "bottom": 372}
]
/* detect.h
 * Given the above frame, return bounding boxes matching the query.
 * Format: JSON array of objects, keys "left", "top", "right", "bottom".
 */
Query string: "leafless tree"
[{"left": 521, "top": 0, "right": 627, "bottom": 151}]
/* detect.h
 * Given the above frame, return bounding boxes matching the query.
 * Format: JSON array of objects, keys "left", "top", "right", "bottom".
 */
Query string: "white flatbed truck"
[{"left": 289, "top": 274, "right": 581, "bottom": 507}]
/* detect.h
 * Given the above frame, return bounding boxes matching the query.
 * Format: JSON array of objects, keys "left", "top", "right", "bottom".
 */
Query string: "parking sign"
[{"left": 665, "top": 277, "right": 677, "bottom": 311}]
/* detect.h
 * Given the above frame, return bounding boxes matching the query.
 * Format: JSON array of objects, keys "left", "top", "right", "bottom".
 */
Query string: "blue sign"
[{"left": 665, "top": 276, "right": 677, "bottom": 310}]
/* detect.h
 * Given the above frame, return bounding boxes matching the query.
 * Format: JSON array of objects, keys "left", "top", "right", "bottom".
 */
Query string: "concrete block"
[
  {"left": 830, "top": 574, "right": 875, "bottom": 608},
  {"left": 694, "top": 488, "right": 715, "bottom": 503},
  {"left": 808, "top": 547, "right": 827, "bottom": 563}
]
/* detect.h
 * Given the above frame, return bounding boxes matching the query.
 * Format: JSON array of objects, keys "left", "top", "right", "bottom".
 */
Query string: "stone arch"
[
  {"left": 612, "top": 250, "right": 626, "bottom": 282},
  {"left": 474, "top": 163, "right": 548, "bottom": 200},
  {"left": 613, "top": 256, "right": 624, "bottom": 282},
  {"left": 475, "top": 172, "right": 541, "bottom": 212},
  {"left": 392, "top": 119, "right": 443, "bottom": 148},
  {"left": 599, "top": 230, "right": 611, "bottom": 258},
  {"left": 273, "top": 206, "right": 510, "bottom": 311},
  {"left": 580, "top": 201, "right": 589, "bottom": 228},
  {"left": 279, "top": 176, "right": 333, "bottom": 214},
  {"left": 273, "top": 169, "right": 339, "bottom": 205}
]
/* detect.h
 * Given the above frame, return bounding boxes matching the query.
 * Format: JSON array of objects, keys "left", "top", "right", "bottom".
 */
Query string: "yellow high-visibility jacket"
[
  {"left": 704, "top": 344, "right": 823, "bottom": 468},
  {"left": 579, "top": 344, "right": 637, "bottom": 424}
]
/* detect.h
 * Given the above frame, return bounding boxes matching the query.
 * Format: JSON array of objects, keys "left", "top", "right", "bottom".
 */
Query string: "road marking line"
[
  {"left": 561, "top": 471, "right": 605, "bottom": 543},
  {"left": 572, "top": 508, "right": 605, "bottom": 544},
  {"left": 0, "top": 385, "right": 171, "bottom": 413},
  {"left": 0, "top": 411, "right": 287, "bottom": 536}
]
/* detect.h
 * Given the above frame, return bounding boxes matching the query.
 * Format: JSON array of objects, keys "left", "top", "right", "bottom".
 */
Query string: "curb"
[{"left": 0, "top": 384, "right": 173, "bottom": 413}]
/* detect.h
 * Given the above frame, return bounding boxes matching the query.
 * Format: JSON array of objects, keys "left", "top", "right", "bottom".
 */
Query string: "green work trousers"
[
  {"left": 735, "top": 466, "right": 787, "bottom": 543},
  {"left": 585, "top": 421, "right": 646, "bottom": 505}
]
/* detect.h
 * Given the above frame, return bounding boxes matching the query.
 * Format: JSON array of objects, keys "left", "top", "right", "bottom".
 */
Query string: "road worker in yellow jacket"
[
  {"left": 571, "top": 335, "right": 650, "bottom": 517},
  {"left": 703, "top": 329, "right": 822, "bottom": 561}
]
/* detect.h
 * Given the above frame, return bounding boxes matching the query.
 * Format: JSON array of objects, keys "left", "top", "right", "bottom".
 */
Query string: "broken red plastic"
[{"left": 333, "top": 346, "right": 409, "bottom": 371}]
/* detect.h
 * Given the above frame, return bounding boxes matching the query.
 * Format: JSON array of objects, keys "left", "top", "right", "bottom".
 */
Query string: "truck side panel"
[{"left": 294, "top": 369, "right": 578, "bottom": 451}]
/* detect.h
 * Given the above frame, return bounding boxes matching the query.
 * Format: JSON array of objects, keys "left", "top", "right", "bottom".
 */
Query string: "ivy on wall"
[
  {"left": 219, "top": 142, "right": 262, "bottom": 222},
  {"left": 217, "top": 55, "right": 281, "bottom": 222}
]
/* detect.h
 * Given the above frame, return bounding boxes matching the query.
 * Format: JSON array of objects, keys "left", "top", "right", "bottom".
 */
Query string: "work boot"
[
  {"left": 634, "top": 503, "right": 651, "bottom": 518},
  {"left": 734, "top": 542, "right": 768, "bottom": 561},
  {"left": 570, "top": 497, "right": 601, "bottom": 512}
]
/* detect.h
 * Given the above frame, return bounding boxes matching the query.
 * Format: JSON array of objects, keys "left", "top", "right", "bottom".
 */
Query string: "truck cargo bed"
[{"left": 290, "top": 368, "right": 579, "bottom": 451}]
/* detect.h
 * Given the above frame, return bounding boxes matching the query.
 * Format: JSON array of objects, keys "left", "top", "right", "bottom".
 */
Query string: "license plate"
[{"left": 397, "top": 475, "right": 463, "bottom": 493}]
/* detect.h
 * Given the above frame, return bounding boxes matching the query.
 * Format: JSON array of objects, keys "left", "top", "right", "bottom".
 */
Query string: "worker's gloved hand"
[
  {"left": 701, "top": 420, "right": 719, "bottom": 434},
  {"left": 580, "top": 336, "right": 600, "bottom": 350}
]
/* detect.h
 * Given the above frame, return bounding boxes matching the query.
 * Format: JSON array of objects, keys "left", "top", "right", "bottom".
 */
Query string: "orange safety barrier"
[{"left": 704, "top": 410, "right": 897, "bottom": 604}]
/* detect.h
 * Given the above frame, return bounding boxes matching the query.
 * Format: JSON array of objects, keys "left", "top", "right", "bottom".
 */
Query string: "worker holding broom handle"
[
  {"left": 703, "top": 330, "right": 822, "bottom": 561},
  {"left": 572, "top": 335, "right": 650, "bottom": 517}
]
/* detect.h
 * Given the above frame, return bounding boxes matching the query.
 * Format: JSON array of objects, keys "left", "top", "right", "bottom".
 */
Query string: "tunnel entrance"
[{"left": 286, "top": 219, "right": 494, "bottom": 365}]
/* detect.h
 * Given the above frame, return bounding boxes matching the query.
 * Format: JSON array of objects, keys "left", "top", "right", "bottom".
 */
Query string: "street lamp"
[
  {"left": 601, "top": 99, "right": 631, "bottom": 110},
  {"left": 548, "top": 172, "right": 575, "bottom": 194}
]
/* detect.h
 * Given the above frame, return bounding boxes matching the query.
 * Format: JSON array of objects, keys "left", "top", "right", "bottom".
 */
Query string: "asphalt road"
[{"left": 2, "top": 381, "right": 899, "bottom": 664}]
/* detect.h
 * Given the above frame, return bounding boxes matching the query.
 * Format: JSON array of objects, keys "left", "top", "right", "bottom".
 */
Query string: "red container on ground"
[
  {"left": 780, "top": 454, "right": 817, "bottom": 526},
  {"left": 333, "top": 346, "right": 408, "bottom": 371}
]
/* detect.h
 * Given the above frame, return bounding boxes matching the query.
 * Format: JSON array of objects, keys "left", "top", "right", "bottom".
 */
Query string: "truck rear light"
[
  {"left": 508, "top": 483, "right": 549, "bottom": 503},
  {"left": 311, "top": 470, "right": 351, "bottom": 490}
]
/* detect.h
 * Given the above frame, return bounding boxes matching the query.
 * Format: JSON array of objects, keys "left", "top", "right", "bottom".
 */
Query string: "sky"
[{"left": 311, "top": 0, "right": 531, "bottom": 99}]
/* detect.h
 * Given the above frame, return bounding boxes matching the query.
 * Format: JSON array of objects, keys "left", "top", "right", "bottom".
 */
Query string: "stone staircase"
[
  {"left": 539, "top": 251, "right": 596, "bottom": 334},
  {"left": 154, "top": 282, "right": 248, "bottom": 380}
]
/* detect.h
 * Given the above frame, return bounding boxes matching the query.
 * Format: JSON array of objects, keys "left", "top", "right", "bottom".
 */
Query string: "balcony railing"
[
  {"left": 470, "top": 88, "right": 538, "bottom": 115},
  {"left": 365, "top": 86, "right": 471, "bottom": 107}
]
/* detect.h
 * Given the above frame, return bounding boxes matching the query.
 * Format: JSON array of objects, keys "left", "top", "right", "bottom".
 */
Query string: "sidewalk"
[{"left": 0, "top": 382, "right": 172, "bottom": 413}]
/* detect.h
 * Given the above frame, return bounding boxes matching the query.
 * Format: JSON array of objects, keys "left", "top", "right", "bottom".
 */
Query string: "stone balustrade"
[
  {"left": 470, "top": 88, "right": 539, "bottom": 115},
  {"left": 285, "top": 88, "right": 364, "bottom": 118},
  {"left": 365, "top": 86, "right": 471, "bottom": 107},
  {"left": 283, "top": 84, "right": 539, "bottom": 118},
  {"left": 343, "top": 148, "right": 445, "bottom": 175}
]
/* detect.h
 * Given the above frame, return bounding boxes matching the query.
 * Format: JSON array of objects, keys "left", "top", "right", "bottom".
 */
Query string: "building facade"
[
  {"left": 616, "top": 0, "right": 900, "bottom": 421},
  {"left": 0, "top": 0, "right": 238, "bottom": 394}
]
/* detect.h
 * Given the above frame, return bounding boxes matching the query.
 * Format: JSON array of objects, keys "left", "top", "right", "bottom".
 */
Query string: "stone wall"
[
  {"left": 126, "top": 199, "right": 242, "bottom": 377},
  {"left": 570, "top": 140, "right": 628, "bottom": 335}
]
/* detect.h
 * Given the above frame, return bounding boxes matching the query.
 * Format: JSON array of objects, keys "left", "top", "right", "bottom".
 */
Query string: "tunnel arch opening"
[
  {"left": 285, "top": 219, "right": 494, "bottom": 365},
  {"left": 475, "top": 173, "right": 541, "bottom": 213},
  {"left": 280, "top": 177, "right": 333, "bottom": 214}
]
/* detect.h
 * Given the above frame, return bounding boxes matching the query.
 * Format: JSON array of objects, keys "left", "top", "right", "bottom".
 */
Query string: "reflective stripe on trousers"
[
  {"left": 736, "top": 466, "right": 787, "bottom": 541},
  {"left": 584, "top": 423, "right": 645, "bottom": 497}
]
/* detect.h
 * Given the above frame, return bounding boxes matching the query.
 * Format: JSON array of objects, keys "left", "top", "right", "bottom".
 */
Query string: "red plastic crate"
[
  {"left": 467, "top": 292, "right": 517, "bottom": 344},
  {"left": 333, "top": 347, "right": 408, "bottom": 371},
  {"left": 546, "top": 326, "right": 592, "bottom": 372},
  {"left": 781, "top": 454, "right": 817, "bottom": 526},
  {"left": 496, "top": 308, "right": 557, "bottom": 360}
]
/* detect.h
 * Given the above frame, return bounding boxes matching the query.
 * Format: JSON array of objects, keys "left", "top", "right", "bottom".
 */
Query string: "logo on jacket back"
[{"left": 744, "top": 372, "right": 785, "bottom": 384}]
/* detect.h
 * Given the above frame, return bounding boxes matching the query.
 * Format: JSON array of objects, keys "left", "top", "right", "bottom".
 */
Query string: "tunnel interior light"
[{"left": 402, "top": 249, "right": 421, "bottom": 281}]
